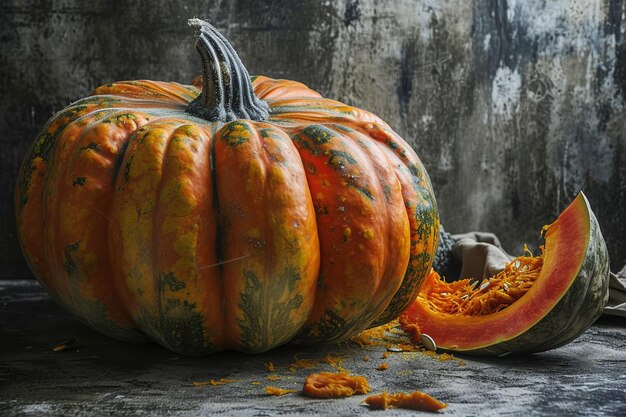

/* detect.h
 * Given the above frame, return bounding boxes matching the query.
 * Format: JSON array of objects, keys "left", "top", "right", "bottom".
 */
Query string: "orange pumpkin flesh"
[
  {"left": 302, "top": 372, "right": 371, "bottom": 398},
  {"left": 415, "top": 255, "right": 542, "bottom": 317},
  {"left": 364, "top": 390, "right": 447, "bottom": 411},
  {"left": 15, "top": 20, "right": 439, "bottom": 354},
  {"left": 400, "top": 192, "right": 610, "bottom": 355}
]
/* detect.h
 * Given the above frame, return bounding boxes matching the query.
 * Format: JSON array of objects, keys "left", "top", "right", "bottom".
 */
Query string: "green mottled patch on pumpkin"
[
  {"left": 73, "top": 177, "right": 87, "bottom": 186},
  {"left": 291, "top": 134, "right": 317, "bottom": 156},
  {"left": 297, "top": 308, "right": 351, "bottom": 344},
  {"left": 397, "top": 163, "right": 438, "bottom": 242},
  {"left": 220, "top": 121, "right": 253, "bottom": 147},
  {"left": 30, "top": 105, "right": 89, "bottom": 161},
  {"left": 259, "top": 128, "right": 273, "bottom": 139},
  {"left": 102, "top": 113, "right": 137, "bottom": 125},
  {"left": 238, "top": 270, "right": 263, "bottom": 351},
  {"left": 17, "top": 104, "right": 89, "bottom": 208},
  {"left": 159, "top": 299, "right": 212, "bottom": 354},
  {"left": 331, "top": 124, "right": 355, "bottom": 133},
  {"left": 414, "top": 194, "right": 437, "bottom": 242},
  {"left": 62, "top": 241, "right": 81, "bottom": 277},
  {"left": 302, "top": 125, "right": 334, "bottom": 145},
  {"left": 81, "top": 142, "right": 104, "bottom": 153},
  {"left": 407, "top": 164, "right": 425, "bottom": 185},
  {"left": 238, "top": 267, "right": 304, "bottom": 353},
  {"left": 159, "top": 272, "right": 186, "bottom": 292},
  {"left": 153, "top": 272, "right": 213, "bottom": 353},
  {"left": 166, "top": 298, "right": 181, "bottom": 309},
  {"left": 291, "top": 126, "right": 337, "bottom": 158},
  {"left": 351, "top": 184, "right": 374, "bottom": 201},
  {"left": 123, "top": 155, "right": 134, "bottom": 184},
  {"left": 384, "top": 137, "right": 402, "bottom": 152},
  {"left": 381, "top": 184, "right": 392, "bottom": 202},
  {"left": 327, "top": 149, "right": 357, "bottom": 167}
]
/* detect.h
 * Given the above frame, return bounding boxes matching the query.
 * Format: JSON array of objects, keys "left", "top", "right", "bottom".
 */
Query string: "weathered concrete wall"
[{"left": 1, "top": 0, "right": 625, "bottom": 278}]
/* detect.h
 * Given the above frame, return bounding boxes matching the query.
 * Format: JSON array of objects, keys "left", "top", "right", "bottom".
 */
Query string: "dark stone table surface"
[{"left": 1, "top": 279, "right": 625, "bottom": 416}]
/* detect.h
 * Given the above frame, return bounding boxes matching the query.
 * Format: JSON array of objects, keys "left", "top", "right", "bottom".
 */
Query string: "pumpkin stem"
[{"left": 186, "top": 19, "right": 269, "bottom": 122}]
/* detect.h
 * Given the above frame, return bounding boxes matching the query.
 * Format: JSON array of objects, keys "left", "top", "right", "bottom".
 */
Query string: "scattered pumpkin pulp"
[
  {"left": 265, "top": 386, "right": 297, "bottom": 396},
  {"left": 364, "top": 390, "right": 447, "bottom": 412},
  {"left": 302, "top": 372, "right": 371, "bottom": 399}
]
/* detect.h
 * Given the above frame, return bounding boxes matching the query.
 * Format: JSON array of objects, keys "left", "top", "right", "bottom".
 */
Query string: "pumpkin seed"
[
  {"left": 420, "top": 334, "right": 437, "bottom": 351},
  {"left": 460, "top": 294, "right": 469, "bottom": 301},
  {"left": 387, "top": 346, "right": 403, "bottom": 352},
  {"left": 479, "top": 281, "right": 490, "bottom": 291},
  {"left": 503, "top": 282, "right": 510, "bottom": 292},
  {"left": 52, "top": 338, "right": 76, "bottom": 352}
]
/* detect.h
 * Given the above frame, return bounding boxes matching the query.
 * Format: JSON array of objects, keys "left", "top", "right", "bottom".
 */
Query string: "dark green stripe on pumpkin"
[
  {"left": 62, "top": 241, "right": 81, "bottom": 277},
  {"left": 296, "top": 308, "right": 351, "bottom": 344},
  {"left": 122, "top": 154, "right": 134, "bottom": 184},
  {"left": 331, "top": 124, "right": 356, "bottom": 133},
  {"left": 160, "top": 272, "right": 186, "bottom": 292},
  {"left": 237, "top": 268, "right": 304, "bottom": 353},
  {"left": 155, "top": 272, "right": 213, "bottom": 354}
]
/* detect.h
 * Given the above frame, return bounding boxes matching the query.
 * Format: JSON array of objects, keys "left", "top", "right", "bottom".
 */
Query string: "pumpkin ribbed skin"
[{"left": 16, "top": 71, "right": 438, "bottom": 353}]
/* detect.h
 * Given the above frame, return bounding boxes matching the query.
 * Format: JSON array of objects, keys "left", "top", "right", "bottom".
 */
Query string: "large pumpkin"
[{"left": 15, "top": 20, "right": 439, "bottom": 354}]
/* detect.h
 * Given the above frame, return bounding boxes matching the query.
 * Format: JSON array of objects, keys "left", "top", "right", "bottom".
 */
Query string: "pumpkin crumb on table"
[
  {"left": 191, "top": 378, "right": 238, "bottom": 387},
  {"left": 266, "top": 375, "right": 282, "bottom": 381},
  {"left": 364, "top": 391, "right": 447, "bottom": 412},
  {"left": 264, "top": 362, "right": 276, "bottom": 372},
  {"left": 286, "top": 352, "right": 346, "bottom": 373},
  {"left": 377, "top": 363, "right": 389, "bottom": 371},
  {"left": 288, "top": 354, "right": 320, "bottom": 372},
  {"left": 320, "top": 352, "right": 346, "bottom": 371},
  {"left": 265, "top": 386, "right": 298, "bottom": 396},
  {"left": 302, "top": 372, "right": 371, "bottom": 399},
  {"left": 351, "top": 318, "right": 467, "bottom": 366}
]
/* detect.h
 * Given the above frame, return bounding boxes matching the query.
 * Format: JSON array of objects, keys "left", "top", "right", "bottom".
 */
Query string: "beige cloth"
[
  {"left": 451, "top": 232, "right": 626, "bottom": 318},
  {"left": 605, "top": 266, "right": 626, "bottom": 318}
]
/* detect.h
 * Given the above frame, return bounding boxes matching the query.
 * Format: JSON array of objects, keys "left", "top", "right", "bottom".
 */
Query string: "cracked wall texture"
[{"left": 1, "top": 0, "right": 625, "bottom": 277}]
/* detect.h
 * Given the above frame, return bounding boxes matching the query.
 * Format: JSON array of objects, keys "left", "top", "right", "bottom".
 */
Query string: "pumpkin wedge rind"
[{"left": 400, "top": 192, "right": 610, "bottom": 355}]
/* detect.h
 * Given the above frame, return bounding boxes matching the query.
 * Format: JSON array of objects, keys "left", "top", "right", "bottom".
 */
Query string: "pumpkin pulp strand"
[{"left": 421, "top": 256, "right": 543, "bottom": 317}]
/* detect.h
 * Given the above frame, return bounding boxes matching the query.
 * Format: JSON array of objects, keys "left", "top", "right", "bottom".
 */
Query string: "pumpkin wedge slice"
[{"left": 400, "top": 192, "right": 610, "bottom": 355}]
